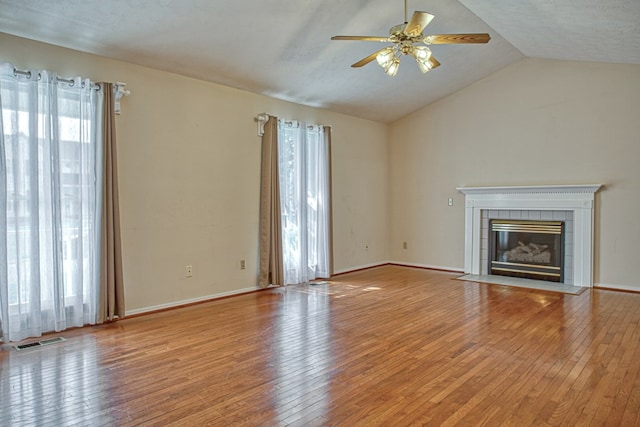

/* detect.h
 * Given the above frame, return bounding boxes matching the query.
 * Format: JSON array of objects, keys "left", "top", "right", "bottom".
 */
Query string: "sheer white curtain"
[
  {"left": 278, "top": 121, "right": 330, "bottom": 285},
  {"left": 0, "top": 63, "right": 103, "bottom": 342}
]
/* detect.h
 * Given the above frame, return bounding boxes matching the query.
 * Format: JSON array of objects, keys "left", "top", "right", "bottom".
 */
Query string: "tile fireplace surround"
[{"left": 457, "top": 185, "right": 602, "bottom": 287}]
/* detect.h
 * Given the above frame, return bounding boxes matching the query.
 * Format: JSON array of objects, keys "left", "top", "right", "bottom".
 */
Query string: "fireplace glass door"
[{"left": 489, "top": 220, "right": 564, "bottom": 283}]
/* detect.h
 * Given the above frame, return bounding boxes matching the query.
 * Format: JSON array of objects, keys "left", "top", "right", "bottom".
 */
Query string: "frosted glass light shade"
[
  {"left": 384, "top": 58, "right": 400, "bottom": 76},
  {"left": 412, "top": 46, "right": 433, "bottom": 73},
  {"left": 416, "top": 58, "right": 433, "bottom": 73},
  {"left": 412, "top": 46, "right": 432, "bottom": 60},
  {"left": 376, "top": 47, "right": 395, "bottom": 68}
]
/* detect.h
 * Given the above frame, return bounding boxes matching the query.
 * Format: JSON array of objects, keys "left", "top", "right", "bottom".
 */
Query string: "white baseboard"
[
  {"left": 125, "top": 286, "right": 259, "bottom": 317},
  {"left": 389, "top": 261, "right": 464, "bottom": 273},
  {"left": 332, "top": 262, "right": 391, "bottom": 275},
  {"left": 595, "top": 282, "right": 640, "bottom": 293},
  {"left": 333, "top": 261, "right": 464, "bottom": 276}
]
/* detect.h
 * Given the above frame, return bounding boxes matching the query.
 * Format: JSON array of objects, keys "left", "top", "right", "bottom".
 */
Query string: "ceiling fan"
[{"left": 331, "top": 0, "right": 490, "bottom": 76}]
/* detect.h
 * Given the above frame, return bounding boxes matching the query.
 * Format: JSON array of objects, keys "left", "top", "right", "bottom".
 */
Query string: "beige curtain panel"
[
  {"left": 98, "top": 82, "right": 125, "bottom": 321},
  {"left": 324, "top": 125, "right": 334, "bottom": 277},
  {"left": 258, "top": 116, "right": 284, "bottom": 287}
]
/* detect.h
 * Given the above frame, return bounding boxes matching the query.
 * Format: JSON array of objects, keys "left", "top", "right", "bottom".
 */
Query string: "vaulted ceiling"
[{"left": 0, "top": 0, "right": 638, "bottom": 123}]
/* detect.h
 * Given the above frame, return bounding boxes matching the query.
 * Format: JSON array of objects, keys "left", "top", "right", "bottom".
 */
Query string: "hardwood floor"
[{"left": 1, "top": 265, "right": 639, "bottom": 426}]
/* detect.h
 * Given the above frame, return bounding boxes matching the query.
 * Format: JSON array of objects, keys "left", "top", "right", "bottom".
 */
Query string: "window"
[
  {"left": 278, "top": 121, "right": 330, "bottom": 285},
  {"left": 0, "top": 65, "right": 102, "bottom": 342}
]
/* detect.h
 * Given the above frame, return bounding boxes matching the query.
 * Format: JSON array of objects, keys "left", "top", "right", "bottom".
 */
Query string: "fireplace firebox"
[{"left": 489, "top": 220, "right": 565, "bottom": 283}]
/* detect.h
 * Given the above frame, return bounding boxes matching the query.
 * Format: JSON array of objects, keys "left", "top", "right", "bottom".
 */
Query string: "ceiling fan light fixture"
[
  {"left": 411, "top": 46, "right": 433, "bottom": 73},
  {"left": 415, "top": 57, "right": 433, "bottom": 73},
  {"left": 376, "top": 47, "right": 396, "bottom": 68},
  {"left": 332, "top": 5, "right": 490, "bottom": 76},
  {"left": 383, "top": 57, "right": 400, "bottom": 76},
  {"left": 376, "top": 46, "right": 400, "bottom": 76},
  {"left": 412, "top": 46, "right": 432, "bottom": 61},
  {"left": 415, "top": 59, "right": 433, "bottom": 73}
]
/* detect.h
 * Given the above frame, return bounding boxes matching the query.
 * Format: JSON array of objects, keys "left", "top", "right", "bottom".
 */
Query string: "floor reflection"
[
  {"left": 0, "top": 335, "right": 113, "bottom": 426},
  {"left": 271, "top": 283, "right": 332, "bottom": 424}
]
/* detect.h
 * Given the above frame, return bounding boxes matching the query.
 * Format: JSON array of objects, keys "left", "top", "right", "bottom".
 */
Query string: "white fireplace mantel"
[{"left": 457, "top": 184, "right": 602, "bottom": 287}]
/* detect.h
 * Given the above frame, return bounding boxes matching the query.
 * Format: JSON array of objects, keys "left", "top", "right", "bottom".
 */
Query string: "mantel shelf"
[{"left": 457, "top": 184, "right": 602, "bottom": 195}]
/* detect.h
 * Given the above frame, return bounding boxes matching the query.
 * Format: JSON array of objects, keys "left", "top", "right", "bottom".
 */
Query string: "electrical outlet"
[
  {"left": 240, "top": 259, "right": 246, "bottom": 270},
  {"left": 448, "top": 197, "right": 454, "bottom": 206},
  {"left": 403, "top": 241, "right": 408, "bottom": 250},
  {"left": 186, "top": 265, "right": 193, "bottom": 278}
]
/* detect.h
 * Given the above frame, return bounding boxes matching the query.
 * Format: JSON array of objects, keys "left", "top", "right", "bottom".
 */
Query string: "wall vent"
[{"left": 14, "top": 336, "right": 66, "bottom": 351}]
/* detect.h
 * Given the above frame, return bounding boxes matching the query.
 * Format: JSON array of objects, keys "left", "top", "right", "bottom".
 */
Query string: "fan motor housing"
[
  {"left": 390, "top": 23, "right": 409, "bottom": 37},
  {"left": 390, "top": 23, "right": 423, "bottom": 43}
]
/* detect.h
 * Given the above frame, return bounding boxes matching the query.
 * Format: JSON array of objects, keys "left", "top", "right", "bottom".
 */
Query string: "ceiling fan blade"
[
  {"left": 423, "top": 33, "right": 491, "bottom": 44},
  {"left": 351, "top": 49, "right": 388, "bottom": 68},
  {"left": 404, "top": 11, "right": 435, "bottom": 37},
  {"left": 331, "top": 35, "right": 391, "bottom": 42}
]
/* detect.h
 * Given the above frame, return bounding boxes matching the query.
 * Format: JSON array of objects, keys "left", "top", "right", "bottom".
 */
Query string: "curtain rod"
[
  {"left": 13, "top": 67, "right": 101, "bottom": 91},
  {"left": 279, "top": 120, "right": 331, "bottom": 131},
  {"left": 254, "top": 113, "right": 332, "bottom": 136},
  {"left": 13, "top": 67, "right": 131, "bottom": 113}
]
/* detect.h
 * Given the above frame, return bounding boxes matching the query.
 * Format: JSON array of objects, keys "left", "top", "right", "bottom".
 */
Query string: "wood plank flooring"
[{"left": 1, "top": 265, "right": 639, "bottom": 426}]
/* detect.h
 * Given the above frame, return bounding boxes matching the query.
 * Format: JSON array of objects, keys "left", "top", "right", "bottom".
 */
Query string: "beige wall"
[
  {"left": 1, "top": 33, "right": 390, "bottom": 312},
  {"left": 4, "top": 31, "right": 638, "bottom": 306},
  {"left": 390, "top": 58, "right": 640, "bottom": 289}
]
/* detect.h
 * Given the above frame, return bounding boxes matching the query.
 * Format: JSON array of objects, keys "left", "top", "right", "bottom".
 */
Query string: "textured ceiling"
[
  {"left": 459, "top": 0, "right": 640, "bottom": 64},
  {"left": 0, "top": 0, "right": 637, "bottom": 123}
]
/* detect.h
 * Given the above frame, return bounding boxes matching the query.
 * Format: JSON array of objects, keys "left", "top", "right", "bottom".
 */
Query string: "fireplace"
[
  {"left": 457, "top": 185, "right": 602, "bottom": 287},
  {"left": 489, "top": 219, "right": 564, "bottom": 282}
]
